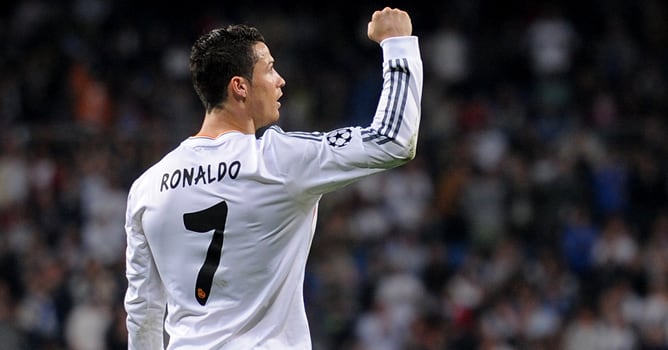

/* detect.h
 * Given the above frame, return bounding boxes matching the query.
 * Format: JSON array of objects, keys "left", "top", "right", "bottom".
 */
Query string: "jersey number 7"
[{"left": 183, "top": 201, "right": 228, "bottom": 306}]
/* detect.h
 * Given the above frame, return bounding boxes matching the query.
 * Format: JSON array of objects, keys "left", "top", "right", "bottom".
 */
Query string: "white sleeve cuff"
[{"left": 380, "top": 36, "right": 420, "bottom": 61}]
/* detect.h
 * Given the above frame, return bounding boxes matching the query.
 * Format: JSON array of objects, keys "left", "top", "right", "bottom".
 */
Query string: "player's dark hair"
[{"left": 190, "top": 24, "right": 265, "bottom": 112}]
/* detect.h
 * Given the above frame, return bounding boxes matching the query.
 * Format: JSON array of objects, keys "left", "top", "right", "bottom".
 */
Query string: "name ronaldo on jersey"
[{"left": 160, "top": 160, "right": 241, "bottom": 192}]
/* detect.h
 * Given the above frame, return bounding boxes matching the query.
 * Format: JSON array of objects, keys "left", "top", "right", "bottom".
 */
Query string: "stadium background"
[{"left": 1, "top": 0, "right": 667, "bottom": 349}]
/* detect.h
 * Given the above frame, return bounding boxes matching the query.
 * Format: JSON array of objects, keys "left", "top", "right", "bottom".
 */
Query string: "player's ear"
[{"left": 229, "top": 76, "right": 248, "bottom": 100}]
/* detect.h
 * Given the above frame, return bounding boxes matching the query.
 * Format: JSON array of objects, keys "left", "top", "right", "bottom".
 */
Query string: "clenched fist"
[{"left": 367, "top": 7, "right": 412, "bottom": 44}]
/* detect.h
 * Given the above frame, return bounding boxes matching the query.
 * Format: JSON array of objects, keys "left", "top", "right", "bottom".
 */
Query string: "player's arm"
[
  {"left": 268, "top": 8, "right": 422, "bottom": 195},
  {"left": 124, "top": 185, "right": 166, "bottom": 350},
  {"left": 365, "top": 7, "right": 422, "bottom": 161}
]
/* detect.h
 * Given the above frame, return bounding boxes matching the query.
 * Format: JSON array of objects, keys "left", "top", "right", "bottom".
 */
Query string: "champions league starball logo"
[{"left": 326, "top": 128, "right": 353, "bottom": 148}]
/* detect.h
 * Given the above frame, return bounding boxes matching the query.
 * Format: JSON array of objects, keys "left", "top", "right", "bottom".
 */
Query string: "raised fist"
[{"left": 367, "top": 7, "right": 412, "bottom": 44}]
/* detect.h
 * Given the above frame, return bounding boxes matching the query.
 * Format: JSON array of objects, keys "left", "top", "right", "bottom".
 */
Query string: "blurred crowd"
[{"left": 1, "top": 0, "right": 668, "bottom": 349}]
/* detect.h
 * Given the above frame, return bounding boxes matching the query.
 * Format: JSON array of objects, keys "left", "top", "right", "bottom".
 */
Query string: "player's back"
[{"left": 127, "top": 131, "right": 315, "bottom": 349}]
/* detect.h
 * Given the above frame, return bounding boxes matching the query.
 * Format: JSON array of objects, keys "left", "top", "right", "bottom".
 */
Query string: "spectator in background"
[
  {"left": 0, "top": 281, "right": 26, "bottom": 350},
  {"left": 0, "top": 133, "right": 29, "bottom": 211},
  {"left": 560, "top": 205, "right": 598, "bottom": 277},
  {"left": 525, "top": 2, "right": 578, "bottom": 79},
  {"left": 561, "top": 303, "right": 603, "bottom": 350},
  {"left": 423, "top": 15, "right": 470, "bottom": 88},
  {"left": 591, "top": 215, "right": 638, "bottom": 273}
]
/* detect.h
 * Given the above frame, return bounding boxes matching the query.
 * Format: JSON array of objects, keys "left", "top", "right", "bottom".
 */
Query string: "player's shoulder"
[
  {"left": 256, "top": 125, "right": 322, "bottom": 151},
  {"left": 259, "top": 125, "right": 323, "bottom": 140},
  {"left": 260, "top": 124, "right": 361, "bottom": 150}
]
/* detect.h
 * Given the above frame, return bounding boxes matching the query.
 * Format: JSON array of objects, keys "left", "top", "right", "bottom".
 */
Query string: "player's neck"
[{"left": 196, "top": 108, "right": 256, "bottom": 137}]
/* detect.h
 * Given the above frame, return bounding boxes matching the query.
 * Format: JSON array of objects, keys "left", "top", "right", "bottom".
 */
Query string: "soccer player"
[{"left": 124, "top": 7, "right": 423, "bottom": 349}]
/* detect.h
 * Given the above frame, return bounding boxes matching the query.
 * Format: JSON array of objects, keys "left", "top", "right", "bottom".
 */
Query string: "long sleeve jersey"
[{"left": 124, "top": 35, "right": 423, "bottom": 349}]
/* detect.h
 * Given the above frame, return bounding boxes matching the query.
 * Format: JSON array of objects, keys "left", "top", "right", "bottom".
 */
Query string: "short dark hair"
[{"left": 190, "top": 24, "right": 265, "bottom": 112}]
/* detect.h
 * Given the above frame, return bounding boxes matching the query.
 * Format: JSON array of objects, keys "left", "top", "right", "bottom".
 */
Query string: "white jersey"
[{"left": 124, "top": 36, "right": 422, "bottom": 350}]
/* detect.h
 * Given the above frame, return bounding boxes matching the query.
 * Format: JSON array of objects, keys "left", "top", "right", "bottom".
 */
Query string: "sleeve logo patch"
[{"left": 326, "top": 128, "right": 353, "bottom": 148}]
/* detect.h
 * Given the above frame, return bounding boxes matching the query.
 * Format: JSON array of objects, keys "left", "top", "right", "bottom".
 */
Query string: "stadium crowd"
[{"left": 1, "top": 0, "right": 668, "bottom": 349}]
